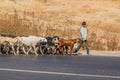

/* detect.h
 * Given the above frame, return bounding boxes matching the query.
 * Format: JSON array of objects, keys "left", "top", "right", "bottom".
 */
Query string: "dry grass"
[{"left": 0, "top": 0, "right": 120, "bottom": 51}]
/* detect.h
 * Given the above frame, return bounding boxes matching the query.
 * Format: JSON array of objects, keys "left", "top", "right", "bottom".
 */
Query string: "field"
[{"left": 0, "top": 0, "right": 120, "bottom": 50}]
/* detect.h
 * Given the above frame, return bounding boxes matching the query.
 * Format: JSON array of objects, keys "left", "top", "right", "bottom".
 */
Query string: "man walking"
[{"left": 74, "top": 21, "right": 90, "bottom": 55}]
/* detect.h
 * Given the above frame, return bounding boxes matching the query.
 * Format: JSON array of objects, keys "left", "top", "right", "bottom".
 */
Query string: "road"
[{"left": 0, "top": 55, "right": 120, "bottom": 80}]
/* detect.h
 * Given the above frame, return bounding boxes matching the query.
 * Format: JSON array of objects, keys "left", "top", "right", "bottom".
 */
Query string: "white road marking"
[{"left": 0, "top": 68, "right": 120, "bottom": 79}]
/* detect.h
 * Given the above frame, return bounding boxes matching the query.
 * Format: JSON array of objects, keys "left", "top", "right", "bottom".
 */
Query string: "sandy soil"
[{"left": 79, "top": 50, "right": 120, "bottom": 57}]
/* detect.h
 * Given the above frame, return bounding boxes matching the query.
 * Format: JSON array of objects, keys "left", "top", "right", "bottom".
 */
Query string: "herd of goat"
[{"left": 0, "top": 34, "right": 80, "bottom": 55}]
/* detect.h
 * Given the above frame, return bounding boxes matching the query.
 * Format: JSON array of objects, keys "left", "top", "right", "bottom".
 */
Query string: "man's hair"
[{"left": 82, "top": 21, "right": 86, "bottom": 25}]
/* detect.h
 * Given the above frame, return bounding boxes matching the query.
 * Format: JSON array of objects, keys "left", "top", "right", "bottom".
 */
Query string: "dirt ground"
[{"left": 79, "top": 50, "right": 120, "bottom": 57}]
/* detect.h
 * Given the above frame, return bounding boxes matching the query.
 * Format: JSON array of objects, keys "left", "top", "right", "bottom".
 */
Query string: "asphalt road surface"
[{"left": 0, "top": 55, "right": 120, "bottom": 80}]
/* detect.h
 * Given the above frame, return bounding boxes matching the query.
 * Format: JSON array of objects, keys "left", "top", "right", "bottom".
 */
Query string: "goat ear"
[{"left": 57, "top": 37, "right": 60, "bottom": 40}]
